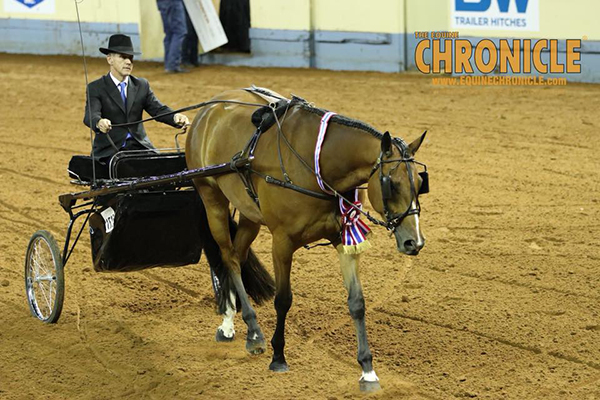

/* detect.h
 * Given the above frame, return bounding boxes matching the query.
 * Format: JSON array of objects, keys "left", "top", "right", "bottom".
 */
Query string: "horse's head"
[{"left": 367, "top": 131, "right": 428, "bottom": 255}]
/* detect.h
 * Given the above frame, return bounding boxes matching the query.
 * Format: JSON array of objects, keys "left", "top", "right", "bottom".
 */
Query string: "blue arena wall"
[
  {"left": 0, "top": 18, "right": 140, "bottom": 57},
  {"left": 1, "top": 5, "right": 599, "bottom": 84},
  {"left": 2, "top": 19, "right": 598, "bottom": 83},
  {"left": 200, "top": 28, "right": 406, "bottom": 73}
]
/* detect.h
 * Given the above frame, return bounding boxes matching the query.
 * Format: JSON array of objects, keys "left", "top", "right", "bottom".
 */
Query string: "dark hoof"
[
  {"left": 245, "top": 337, "right": 266, "bottom": 355},
  {"left": 269, "top": 360, "right": 289, "bottom": 372},
  {"left": 215, "top": 328, "right": 234, "bottom": 342},
  {"left": 359, "top": 380, "right": 381, "bottom": 393}
]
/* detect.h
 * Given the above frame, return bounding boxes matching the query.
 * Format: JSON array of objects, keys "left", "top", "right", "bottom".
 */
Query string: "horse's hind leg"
[
  {"left": 216, "top": 290, "right": 236, "bottom": 341},
  {"left": 197, "top": 185, "right": 266, "bottom": 354},
  {"left": 216, "top": 214, "right": 262, "bottom": 342},
  {"left": 336, "top": 244, "right": 381, "bottom": 392}
]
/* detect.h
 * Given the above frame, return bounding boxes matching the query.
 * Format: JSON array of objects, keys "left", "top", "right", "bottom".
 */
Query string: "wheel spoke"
[
  {"left": 34, "top": 242, "right": 52, "bottom": 277},
  {"left": 39, "top": 281, "right": 52, "bottom": 316},
  {"left": 32, "top": 246, "right": 41, "bottom": 278}
]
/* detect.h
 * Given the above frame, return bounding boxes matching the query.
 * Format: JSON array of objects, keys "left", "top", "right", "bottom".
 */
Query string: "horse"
[{"left": 185, "top": 88, "right": 428, "bottom": 391}]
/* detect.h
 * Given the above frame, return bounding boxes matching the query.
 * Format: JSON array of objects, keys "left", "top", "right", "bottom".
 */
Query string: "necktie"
[
  {"left": 118, "top": 81, "right": 132, "bottom": 147},
  {"left": 118, "top": 81, "right": 127, "bottom": 110}
]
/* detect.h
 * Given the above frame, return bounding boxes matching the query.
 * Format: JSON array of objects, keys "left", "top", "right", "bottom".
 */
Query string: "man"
[
  {"left": 182, "top": 4, "right": 199, "bottom": 68},
  {"left": 157, "top": 0, "right": 188, "bottom": 73},
  {"left": 84, "top": 34, "right": 190, "bottom": 160}
]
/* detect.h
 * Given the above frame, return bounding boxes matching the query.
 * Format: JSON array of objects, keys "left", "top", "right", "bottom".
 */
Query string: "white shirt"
[{"left": 109, "top": 72, "right": 129, "bottom": 99}]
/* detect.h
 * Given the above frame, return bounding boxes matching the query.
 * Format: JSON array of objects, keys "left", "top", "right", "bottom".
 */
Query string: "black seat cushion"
[
  {"left": 68, "top": 152, "right": 187, "bottom": 183},
  {"left": 68, "top": 156, "right": 110, "bottom": 181},
  {"left": 110, "top": 152, "right": 187, "bottom": 179}
]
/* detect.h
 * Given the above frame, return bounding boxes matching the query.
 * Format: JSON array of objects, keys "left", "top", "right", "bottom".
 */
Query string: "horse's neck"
[{"left": 322, "top": 123, "right": 380, "bottom": 192}]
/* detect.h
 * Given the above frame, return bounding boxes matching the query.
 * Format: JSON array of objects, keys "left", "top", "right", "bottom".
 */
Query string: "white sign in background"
[
  {"left": 451, "top": 0, "right": 539, "bottom": 31},
  {"left": 4, "top": 0, "right": 55, "bottom": 14},
  {"left": 183, "top": 0, "right": 228, "bottom": 53}
]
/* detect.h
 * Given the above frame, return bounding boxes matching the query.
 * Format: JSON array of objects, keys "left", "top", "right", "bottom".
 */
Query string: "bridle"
[{"left": 369, "top": 138, "right": 429, "bottom": 232}]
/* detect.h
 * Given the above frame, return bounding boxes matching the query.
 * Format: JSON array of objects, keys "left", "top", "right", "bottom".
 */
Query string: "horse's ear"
[
  {"left": 381, "top": 131, "right": 392, "bottom": 156},
  {"left": 409, "top": 130, "right": 427, "bottom": 155}
]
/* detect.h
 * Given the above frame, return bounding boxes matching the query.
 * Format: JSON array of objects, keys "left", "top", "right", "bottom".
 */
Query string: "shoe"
[
  {"left": 166, "top": 67, "right": 189, "bottom": 74},
  {"left": 182, "top": 63, "right": 199, "bottom": 68}
]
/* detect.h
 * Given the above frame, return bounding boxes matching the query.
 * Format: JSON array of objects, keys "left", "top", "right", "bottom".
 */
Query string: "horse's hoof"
[
  {"left": 359, "top": 380, "right": 381, "bottom": 392},
  {"left": 245, "top": 338, "right": 266, "bottom": 355},
  {"left": 215, "top": 327, "right": 234, "bottom": 342},
  {"left": 246, "top": 342, "right": 266, "bottom": 355},
  {"left": 269, "top": 360, "right": 289, "bottom": 372}
]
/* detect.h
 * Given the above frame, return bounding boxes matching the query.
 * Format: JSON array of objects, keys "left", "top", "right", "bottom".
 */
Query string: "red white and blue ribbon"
[
  {"left": 339, "top": 191, "right": 372, "bottom": 253},
  {"left": 314, "top": 112, "right": 337, "bottom": 195},
  {"left": 314, "top": 112, "right": 371, "bottom": 254}
]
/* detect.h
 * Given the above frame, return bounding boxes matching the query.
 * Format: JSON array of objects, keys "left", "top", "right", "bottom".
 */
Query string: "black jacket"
[{"left": 83, "top": 74, "right": 178, "bottom": 159}]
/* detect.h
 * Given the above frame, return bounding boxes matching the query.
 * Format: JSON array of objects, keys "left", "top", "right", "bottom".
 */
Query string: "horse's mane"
[{"left": 296, "top": 101, "right": 384, "bottom": 140}]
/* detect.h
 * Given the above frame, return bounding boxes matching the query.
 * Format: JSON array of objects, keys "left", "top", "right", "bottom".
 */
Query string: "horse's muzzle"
[{"left": 394, "top": 233, "right": 425, "bottom": 256}]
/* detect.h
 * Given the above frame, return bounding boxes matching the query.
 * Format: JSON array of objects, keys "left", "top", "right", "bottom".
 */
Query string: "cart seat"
[
  {"left": 68, "top": 151, "right": 188, "bottom": 184},
  {"left": 68, "top": 156, "right": 110, "bottom": 181}
]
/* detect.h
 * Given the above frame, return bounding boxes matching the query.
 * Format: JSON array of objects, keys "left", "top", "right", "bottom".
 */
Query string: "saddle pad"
[{"left": 250, "top": 99, "right": 289, "bottom": 131}]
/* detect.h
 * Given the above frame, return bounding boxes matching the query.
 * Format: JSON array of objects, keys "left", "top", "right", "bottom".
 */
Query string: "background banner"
[{"left": 451, "top": 0, "right": 539, "bottom": 31}]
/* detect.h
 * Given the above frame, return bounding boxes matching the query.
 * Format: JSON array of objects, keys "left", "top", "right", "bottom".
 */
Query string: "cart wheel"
[{"left": 24, "top": 230, "right": 64, "bottom": 323}]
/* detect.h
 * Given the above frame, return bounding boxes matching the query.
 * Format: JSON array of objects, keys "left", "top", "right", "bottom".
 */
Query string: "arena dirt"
[{"left": 0, "top": 54, "right": 598, "bottom": 399}]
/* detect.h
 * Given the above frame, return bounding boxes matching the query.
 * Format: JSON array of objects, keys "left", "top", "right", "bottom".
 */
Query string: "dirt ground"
[{"left": 0, "top": 53, "right": 599, "bottom": 400}]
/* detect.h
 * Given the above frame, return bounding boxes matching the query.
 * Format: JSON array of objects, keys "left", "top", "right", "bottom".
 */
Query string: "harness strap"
[
  {"left": 234, "top": 99, "right": 293, "bottom": 206},
  {"left": 231, "top": 151, "right": 260, "bottom": 206},
  {"left": 261, "top": 173, "right": 333, "bottom": 200}
]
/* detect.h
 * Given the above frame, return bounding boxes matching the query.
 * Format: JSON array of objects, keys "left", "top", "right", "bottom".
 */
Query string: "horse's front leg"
[
  {"left": 336, "top": 244, "right": 381, "bottom": 392},
  {"left": 269, "top": 236, "right": 294, "bottom": 372}
]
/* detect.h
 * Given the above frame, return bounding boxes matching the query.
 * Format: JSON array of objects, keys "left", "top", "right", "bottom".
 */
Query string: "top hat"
[{"left": 99, "top": 34, "right": 141, "bottom": 56}]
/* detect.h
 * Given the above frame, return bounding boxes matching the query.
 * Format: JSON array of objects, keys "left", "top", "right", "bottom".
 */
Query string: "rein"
[{"left": 110, "top": 99, "right": 267, "bottom": 128}]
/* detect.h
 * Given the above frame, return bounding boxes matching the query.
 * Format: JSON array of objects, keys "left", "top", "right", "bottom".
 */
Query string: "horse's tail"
[{"left": 199, "top": 206, "right": 275, "bottom": 314}]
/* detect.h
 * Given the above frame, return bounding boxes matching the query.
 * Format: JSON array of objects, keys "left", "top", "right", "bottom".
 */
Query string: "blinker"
[
  {"left": 418, "top": 171, "right": 429, "bottom": 195},
  {"left": 381, "top": 175, "right": 393, "bottom": 200}
]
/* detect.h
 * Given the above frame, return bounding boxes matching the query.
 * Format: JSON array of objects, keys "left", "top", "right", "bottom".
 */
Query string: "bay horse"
[{"left": 185, "top": 88, "right": 428, "bottom": 390}]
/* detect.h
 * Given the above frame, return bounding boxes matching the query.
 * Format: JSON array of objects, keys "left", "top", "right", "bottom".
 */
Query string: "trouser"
[
  {"left": 157, "top": 0, "right": 188, "bottom": 71},
  {"left": 182, "top": 7, "right": 199, "bottom": 65}
]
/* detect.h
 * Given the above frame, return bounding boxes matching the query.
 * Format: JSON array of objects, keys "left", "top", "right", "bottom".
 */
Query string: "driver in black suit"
[{"left": 84, "top": 34, "right": 190, "bottom": 160}]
